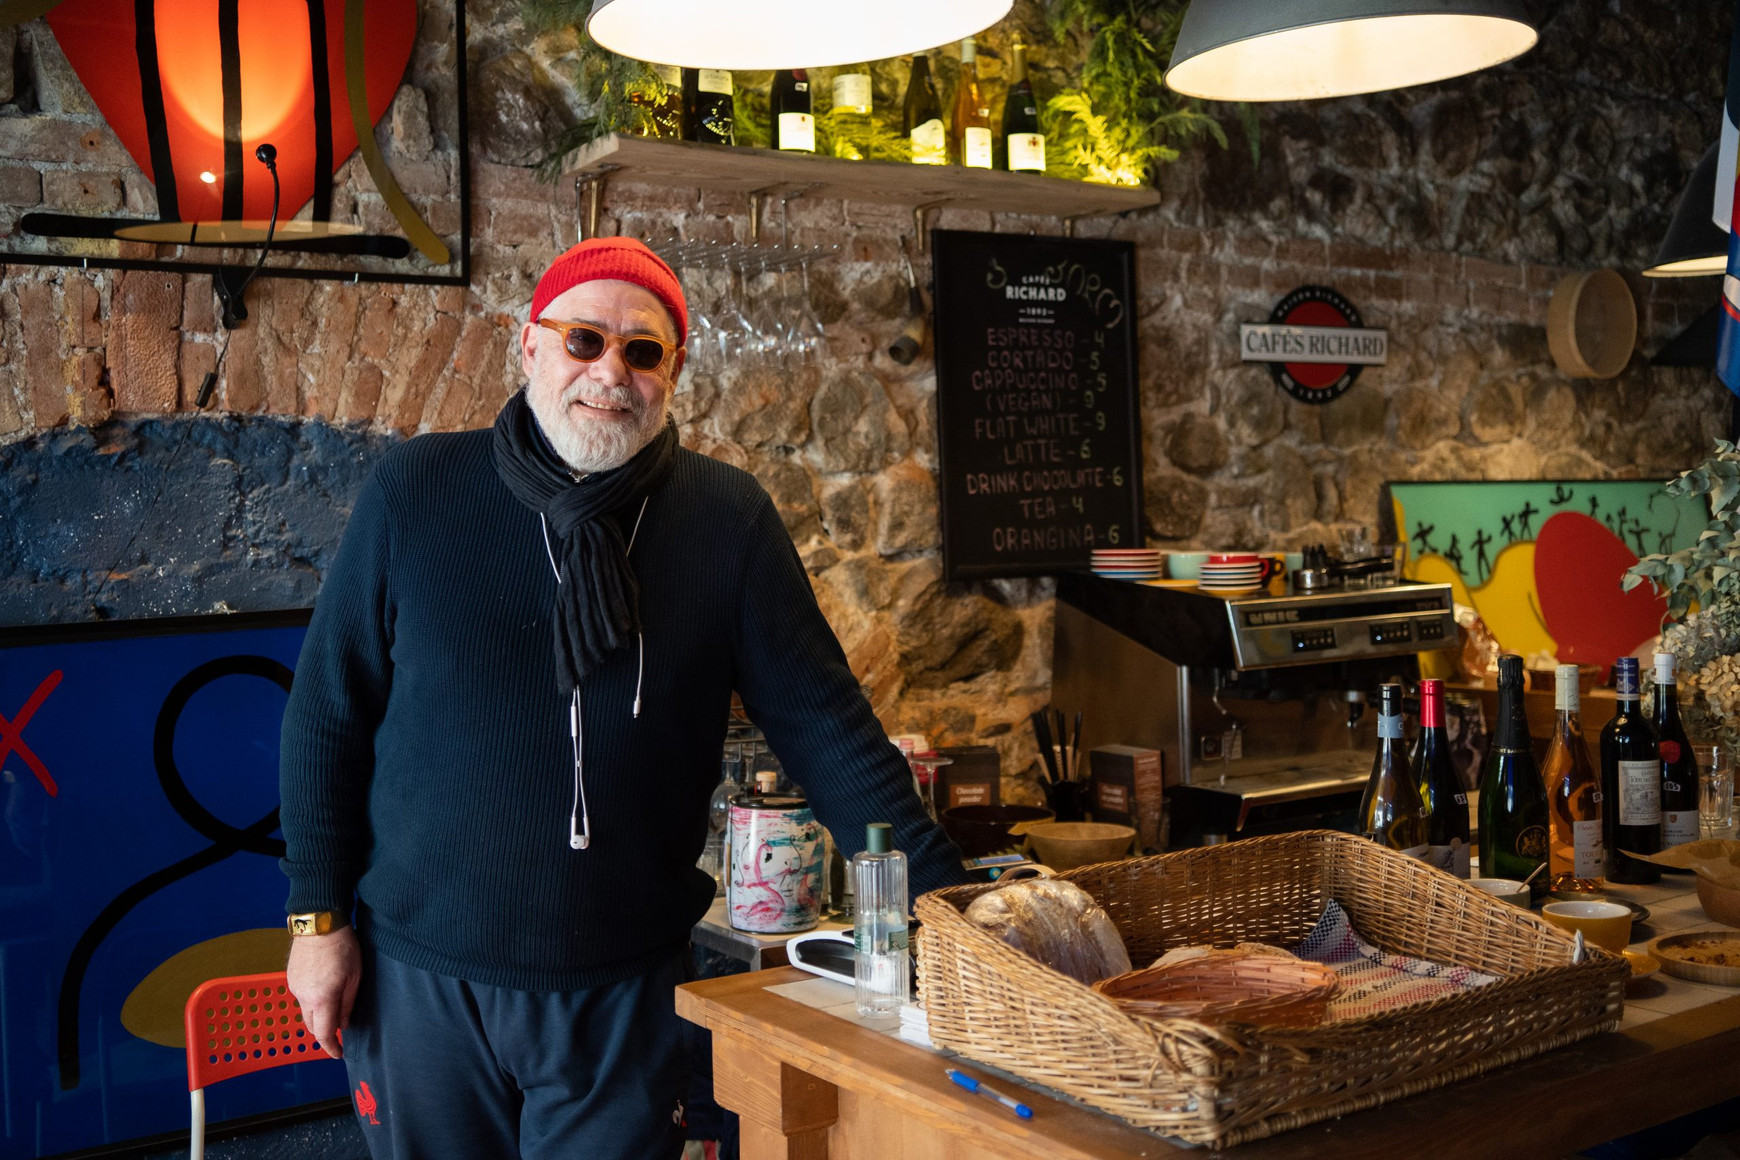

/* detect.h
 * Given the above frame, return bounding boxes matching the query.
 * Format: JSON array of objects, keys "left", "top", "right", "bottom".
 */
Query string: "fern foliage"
[{"left": 1041, "top": 0, "right": 1230, "bottom": 186}]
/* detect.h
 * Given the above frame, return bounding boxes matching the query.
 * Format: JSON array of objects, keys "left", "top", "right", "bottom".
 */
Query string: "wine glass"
[
  {"left": 683, "top": 261, "right": 718, "bottom": 375},
  {"left": 792, "top": 261, "right": 825, "bottom": 364},
  {"left": 746, "top": 259, "right": 789, "bottom": 364}
]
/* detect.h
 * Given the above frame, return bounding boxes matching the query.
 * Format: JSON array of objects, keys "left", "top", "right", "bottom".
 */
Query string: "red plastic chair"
[{"left": 183, "top": 972, "right": 336, "bottom": 1160}]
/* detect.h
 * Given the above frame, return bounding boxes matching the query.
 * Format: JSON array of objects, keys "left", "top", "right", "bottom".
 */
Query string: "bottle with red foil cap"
[
  {"left": 1413, "top": 679, "right": 1471, "bottom": 878},
  {"left": 1655, "top": 652, "right": 1702, "bottom": 849}
]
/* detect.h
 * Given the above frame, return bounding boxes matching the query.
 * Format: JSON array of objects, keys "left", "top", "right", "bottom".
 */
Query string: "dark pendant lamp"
[
  {"left": 585, "top": 0, "right": 1012, "bottom": 70},
  {"left": 1165, "top": 0, "right": 1538, "bottom": 102},
  {"left": 1643, "top": 143, "right": 1729, "bottom": 278}
]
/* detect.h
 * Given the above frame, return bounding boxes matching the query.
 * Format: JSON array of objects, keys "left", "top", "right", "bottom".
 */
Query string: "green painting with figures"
[{"left": 1382, "top": 480, "right": 1704, "bottom": 670}]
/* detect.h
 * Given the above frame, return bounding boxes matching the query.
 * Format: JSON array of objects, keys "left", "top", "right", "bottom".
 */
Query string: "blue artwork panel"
[{"left": 0, "top": 612, "right": 349, "bottom": 1159}]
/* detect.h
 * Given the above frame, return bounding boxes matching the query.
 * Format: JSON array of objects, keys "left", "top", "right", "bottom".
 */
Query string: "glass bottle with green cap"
[{"left": 852, "top": 822, "right": 909, "bottom": 1015}]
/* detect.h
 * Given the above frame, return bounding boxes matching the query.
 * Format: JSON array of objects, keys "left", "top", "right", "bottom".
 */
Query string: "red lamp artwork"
[{"left": 6, "top": 0, "right": 446, "bottom": 267}]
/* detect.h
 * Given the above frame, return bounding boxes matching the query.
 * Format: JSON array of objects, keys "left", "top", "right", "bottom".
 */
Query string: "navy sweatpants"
[{"left": 341, "top": 938, "right": 689, "bottom": 1159}]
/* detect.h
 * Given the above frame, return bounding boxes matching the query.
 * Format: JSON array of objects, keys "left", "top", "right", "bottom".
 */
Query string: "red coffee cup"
[{"left": 1204, "top": 553, "right": 1279, "bottom": 584}]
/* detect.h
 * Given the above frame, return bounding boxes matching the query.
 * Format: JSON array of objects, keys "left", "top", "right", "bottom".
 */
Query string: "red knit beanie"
[{"left": 530, "top": 237, "right": 688, "bottom": 346}]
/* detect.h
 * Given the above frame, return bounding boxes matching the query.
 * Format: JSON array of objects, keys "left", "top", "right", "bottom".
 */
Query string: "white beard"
[{"left": 527, "top": 380, "right": 668, "bottom": 475}]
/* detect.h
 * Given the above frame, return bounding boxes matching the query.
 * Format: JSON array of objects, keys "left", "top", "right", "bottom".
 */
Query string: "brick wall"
[{"left": 0, "top": 0, "right": 1732, "bottom": 787}]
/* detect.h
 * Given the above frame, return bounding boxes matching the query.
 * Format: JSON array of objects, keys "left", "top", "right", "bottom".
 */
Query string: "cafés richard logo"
[
  {"left": 1240, "top": 285, "right": 1387, "bottom": 405},
  {"left": 984, "top": 258, "right": 1126, "bottom": 327}
]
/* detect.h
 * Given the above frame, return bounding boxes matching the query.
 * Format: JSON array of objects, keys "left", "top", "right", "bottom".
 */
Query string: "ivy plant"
[
  {"left": 1624, "top": 440, "right": 1740, "bottom": 626},
  {"left": 1040, "top": 0, "right": 1248, "bottom": 186}
]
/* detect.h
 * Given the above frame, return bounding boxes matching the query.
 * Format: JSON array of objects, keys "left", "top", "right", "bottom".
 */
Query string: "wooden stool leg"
[{"left": 711, "top": 1032, "right": 838, "bottom": 1160}]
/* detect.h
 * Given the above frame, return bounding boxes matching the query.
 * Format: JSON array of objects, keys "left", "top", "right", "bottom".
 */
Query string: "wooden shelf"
[{"left": 560, "top": 134, "right": 1160, "bottom": 223}]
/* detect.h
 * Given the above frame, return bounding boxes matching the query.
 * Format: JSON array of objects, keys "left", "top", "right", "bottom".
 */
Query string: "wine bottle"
[
  {"left": 1654, "top": 652, "right": 1702, "bottom": 849},
  {"left": 903, "top": 54, "right": 945, "bottom": 166},
  {"left": 853, "top": 822, "right": 910, "bottom": 1015},
  {"left": 1002, "top": 41, "right": 1046, "bottom": 173},
  {"left": 950, "top": 37, "right": 992, "bottom": 168},
  {"left": 1413, "top": 679, "right": 1471, "bottom": 878},
  {"left": 1359, "top": 684, "right": 1429, "bottom": 857},
  {"left": 1544, "top": 664, "right": 1604, "bottom": 894},
  {"left": 1600, "top": 656, "right": 1661, "bottom": 884},
  {"left": 771, "top": 68, "right": 815, "bottom": 153},
  {"left": 683, "top": 67, "right": 735, "bottom": 146},
  {"left": 1478, "top": 654, "right": 1550, "bottom": 897},
  {"left": 830, "top": 63, "right": 873, "bottom": 160},
  {"left": 638, "top": 64, "right": 684, "bottom": 139}
]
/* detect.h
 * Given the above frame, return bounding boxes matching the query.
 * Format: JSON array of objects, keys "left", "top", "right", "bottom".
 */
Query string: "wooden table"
[{"left": 676, "top": 876, "right": 1740, "bottom": 1160}]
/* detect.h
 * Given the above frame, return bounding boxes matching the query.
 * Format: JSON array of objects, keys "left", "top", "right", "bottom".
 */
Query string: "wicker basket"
[
  {"left": 1091, "top": 950, "right": 1339, "bottom": 1029},
  {"left": 915, "top": 830, "right": 1628, "bottom": 1148}
]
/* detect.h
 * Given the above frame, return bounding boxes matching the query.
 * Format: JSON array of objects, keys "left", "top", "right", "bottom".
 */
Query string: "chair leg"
[{"left": 190, "top": 1088, "right": 205, "bottom": 1160}]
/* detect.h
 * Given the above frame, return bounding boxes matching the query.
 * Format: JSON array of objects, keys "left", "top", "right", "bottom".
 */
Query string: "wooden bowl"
[
  {"left": 1546, "top": 269, "right": 1636, "bottom": 379},
  {"left": 1696, "top": 875, "right": 1740, "bottom": 928},
  {"left": 940, "top": 805, "right": 1054, "bottom": 858},
  {"left": 1024, "top": 821, "right": 1137, "bottom": 870}
]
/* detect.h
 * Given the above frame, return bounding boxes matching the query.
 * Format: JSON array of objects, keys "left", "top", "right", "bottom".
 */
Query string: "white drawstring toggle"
[
  {"left": 569, "top": 689, "right": 590, "bottom": 850},
  {"left": 633, "top": 633, "right": 644, "bottom": 719}
]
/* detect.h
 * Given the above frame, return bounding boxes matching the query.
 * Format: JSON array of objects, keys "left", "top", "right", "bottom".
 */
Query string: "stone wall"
[{"left": 0, "top": 0, "right": 1733, "bottom": 791}]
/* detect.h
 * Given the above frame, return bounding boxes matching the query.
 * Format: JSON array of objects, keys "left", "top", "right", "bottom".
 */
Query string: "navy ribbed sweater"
[{"left": 280, "top": 428, "right": 966, "bottom": 991}]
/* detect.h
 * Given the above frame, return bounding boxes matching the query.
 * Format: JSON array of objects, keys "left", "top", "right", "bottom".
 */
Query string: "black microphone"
[{"left": 254, "top": 142, "right": 277, "bottom": 169}]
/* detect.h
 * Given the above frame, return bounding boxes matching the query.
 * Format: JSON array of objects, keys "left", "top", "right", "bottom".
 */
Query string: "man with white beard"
[{"left": 277, "top": 238, "right": 964, "bottom": 1159}]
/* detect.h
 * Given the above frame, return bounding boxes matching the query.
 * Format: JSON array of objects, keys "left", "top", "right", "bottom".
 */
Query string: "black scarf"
[{"left": 491, "top": 389, "right": 678, "bottom": 693}]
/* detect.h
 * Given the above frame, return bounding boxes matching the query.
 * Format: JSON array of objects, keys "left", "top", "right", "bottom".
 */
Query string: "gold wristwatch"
[{"left": 286, "top": 910, "right": 350, "bottom": 937}]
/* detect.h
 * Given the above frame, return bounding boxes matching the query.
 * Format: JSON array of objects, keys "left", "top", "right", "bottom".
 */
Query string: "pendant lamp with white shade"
[
  {"left": 1644, "top": 143, "right": 1728, "bottom": 279},
  {"left": 1165, "top": 0, "right": 1538, "bottom": 103},
  {"left": 586, "top": 0, "right": 1013, "bottom": 70}
]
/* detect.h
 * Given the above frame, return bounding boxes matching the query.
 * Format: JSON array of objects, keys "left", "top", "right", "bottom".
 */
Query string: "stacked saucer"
[
  {"left": 1091, "top": 548, "right": 1162, "bottom": 582},
  {"left": 1198, "top": 554, "right": 1267, "bottom": 594}
]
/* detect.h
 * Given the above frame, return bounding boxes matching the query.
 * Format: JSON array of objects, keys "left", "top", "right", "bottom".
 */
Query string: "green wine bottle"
[{"left": 1478, "top": 654, "right": 1550, "bottom": 898}]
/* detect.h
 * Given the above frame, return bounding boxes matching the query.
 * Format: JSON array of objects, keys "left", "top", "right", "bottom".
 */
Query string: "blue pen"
[{"left": 946, "top": 1068, "right": 1034, "bottom": 1119}]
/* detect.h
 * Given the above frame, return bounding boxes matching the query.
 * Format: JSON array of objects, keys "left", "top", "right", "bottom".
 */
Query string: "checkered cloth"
[{"left": 1289, "top": 900, "right": 1499, "bottom": 1021}]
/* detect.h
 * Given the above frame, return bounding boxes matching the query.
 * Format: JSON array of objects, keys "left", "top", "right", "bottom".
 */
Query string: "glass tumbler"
[{"left": 1694, "top": 743, "right": 1734, "bottom": 840}]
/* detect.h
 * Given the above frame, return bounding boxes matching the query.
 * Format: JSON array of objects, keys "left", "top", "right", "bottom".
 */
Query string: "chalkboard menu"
[{"left": 931, "top": 229, "right": 1144, "bottom": 581}]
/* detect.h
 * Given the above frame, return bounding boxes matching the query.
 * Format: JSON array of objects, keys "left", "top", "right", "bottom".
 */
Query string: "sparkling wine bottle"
[
  {"left": 903, "top": 54, "right": 945, "bottom": 165},
  {"left": 950, "top": 38, "right": 992, "bottom": 168},
  {"left": 1360, "top": 684, "right": 1429, "bottom": 857},
  {"left": 1544, "top": 664, "right": 1604, "bottom": 893},
  {"left": 1413, "top": 679, "right": 1471, "bottom": 877},
  {"left": 683, "top": 67, "right": 735, "bottom": 145},
  {"left": 1001, "top": 41, "right": 1046, "bottom": 173},
  {"left": 771, "top": 68, "right": 815, "bottom": 152},
  {"left": 1479, "top": 655, "right": 1550, "bottom": 897},
  {"left": 1600, "top": 656, "right": 1661, "bottom": 884}
]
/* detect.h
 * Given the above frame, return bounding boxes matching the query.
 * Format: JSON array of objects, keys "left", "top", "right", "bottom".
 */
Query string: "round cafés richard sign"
[{"left": 1239, "top": 285, "right": 1388, "bottom": 405}]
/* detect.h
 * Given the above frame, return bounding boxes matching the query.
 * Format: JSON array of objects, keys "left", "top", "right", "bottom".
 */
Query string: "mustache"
[{"left": 560, "top": 382, "right": 640, "bottom": 411}]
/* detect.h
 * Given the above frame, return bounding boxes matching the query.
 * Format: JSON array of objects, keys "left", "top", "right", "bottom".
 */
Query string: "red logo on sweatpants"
[{"left": 355, "top": 1080, "right": 380, "bottom": 1125}]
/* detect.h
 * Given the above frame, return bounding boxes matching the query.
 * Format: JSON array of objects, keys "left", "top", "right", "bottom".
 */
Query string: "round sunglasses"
[{"left": 537, "top": 319, "right": 677, "bottom": 373}]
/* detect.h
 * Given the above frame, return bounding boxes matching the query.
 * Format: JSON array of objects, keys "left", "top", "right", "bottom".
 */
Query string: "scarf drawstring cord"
[{"left": 541, "top": 495, "right": 651, "bottom": 852}]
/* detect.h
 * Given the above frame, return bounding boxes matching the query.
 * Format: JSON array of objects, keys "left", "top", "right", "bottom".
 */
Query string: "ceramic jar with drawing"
[{"left": 727, "top": 793, "right": 825, "bottom": 934}]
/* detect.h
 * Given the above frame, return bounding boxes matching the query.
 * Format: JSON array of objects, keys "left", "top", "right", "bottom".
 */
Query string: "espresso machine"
[{"left": 1050, "top": 572, "right": 1458, "bottom": 846}]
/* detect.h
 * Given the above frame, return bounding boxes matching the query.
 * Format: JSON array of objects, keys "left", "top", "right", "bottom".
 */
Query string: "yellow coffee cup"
[{"left": 1540, "top": 900, "right": 1633, "bottom": 953}]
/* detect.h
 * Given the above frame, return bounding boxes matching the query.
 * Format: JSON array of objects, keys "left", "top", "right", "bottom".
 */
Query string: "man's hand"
[{"left": 286, "top": 925, "right": 361, "bottom": 1059}]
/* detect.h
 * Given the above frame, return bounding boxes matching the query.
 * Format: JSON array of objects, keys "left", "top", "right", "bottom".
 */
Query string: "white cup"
[{"left": 1469, "top": 877, "right": 1530, "bottom": 908}]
